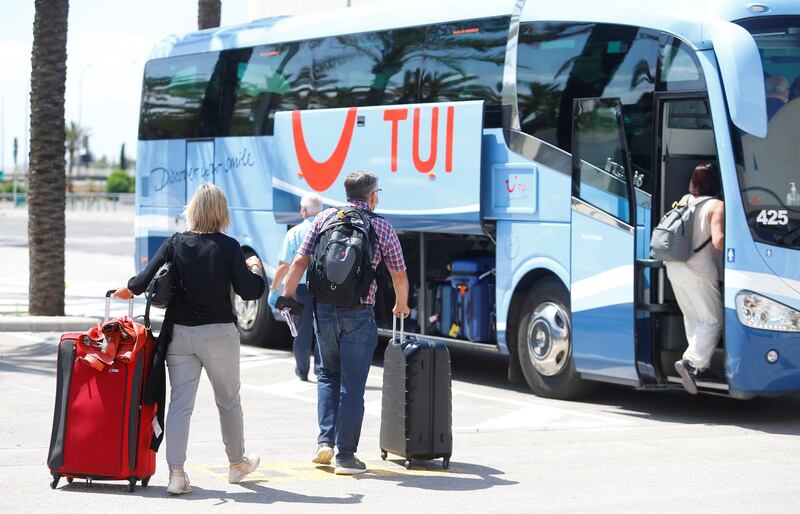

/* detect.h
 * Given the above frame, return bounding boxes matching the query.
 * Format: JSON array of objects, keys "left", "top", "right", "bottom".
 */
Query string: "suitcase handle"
[
  {"left": 391, "top": 315, "right": 404, "bottom": 345},
  {"left": 105, "top": 289, "right": 134, "bottom": 322}
]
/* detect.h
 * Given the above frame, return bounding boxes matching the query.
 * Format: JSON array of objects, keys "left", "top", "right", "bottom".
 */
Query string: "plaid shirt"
[{"left": 297, "top": 200, "right": 406, "bottom": 305}]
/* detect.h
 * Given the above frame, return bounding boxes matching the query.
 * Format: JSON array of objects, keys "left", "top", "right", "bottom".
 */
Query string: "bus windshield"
[{"left": 738, "top": 16, "right": 800, "bottom": 249}]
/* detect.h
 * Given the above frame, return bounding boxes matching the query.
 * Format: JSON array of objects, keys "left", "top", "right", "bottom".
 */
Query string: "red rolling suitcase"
[{"left": 47, "top": 291, "right": 158, "bottom": 491}]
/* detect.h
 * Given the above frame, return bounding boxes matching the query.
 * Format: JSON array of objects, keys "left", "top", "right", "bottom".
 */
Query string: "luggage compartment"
[{"left": 375, "top": 232, "right": 497, "bottom": 348}]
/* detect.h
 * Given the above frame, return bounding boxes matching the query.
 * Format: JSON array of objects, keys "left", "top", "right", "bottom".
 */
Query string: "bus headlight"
[{"left": 736, "top": 291, "right": 800, "bottom": 332}]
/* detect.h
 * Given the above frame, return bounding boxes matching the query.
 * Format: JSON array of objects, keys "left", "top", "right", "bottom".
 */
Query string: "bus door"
[
  {"left": 648, "top": 95, "right": 722, "bottom": 382},
  {"left": 185, "top": 139, "right": 215, "bottom": 202},
  {"left": 569, "top": 98, "right": 639, "bottom": 385}
]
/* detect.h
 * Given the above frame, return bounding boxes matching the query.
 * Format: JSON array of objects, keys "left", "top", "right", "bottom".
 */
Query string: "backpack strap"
[{"left": 693, "top": 237, "right": 712, "bottom": 253}]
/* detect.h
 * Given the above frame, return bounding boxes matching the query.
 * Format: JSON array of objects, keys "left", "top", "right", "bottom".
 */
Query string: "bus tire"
[
  {"left": 232, "top": 250, "right": 289, "bottom": 347},
  {"left": 516, "top": 278, "right": 591, "bottom": 400}
]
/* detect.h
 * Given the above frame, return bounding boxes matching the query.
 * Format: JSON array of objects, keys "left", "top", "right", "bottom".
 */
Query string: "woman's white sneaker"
[
  {"left": 167, "top": 470, "right": 192, "bottom": 495},
  {"left": 228, "top": 454, "right": 260, "bottom": 483}
]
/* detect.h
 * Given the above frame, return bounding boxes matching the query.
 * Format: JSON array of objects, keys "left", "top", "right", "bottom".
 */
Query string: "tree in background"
[
  {"left": 65, "top": 120, "right": 86, "bottom": 192},
  {"left": 28, "top": 0, "right": 69, "bottom": 316},
  {"left": 106, "top": 168, "right": 134, "bottom": 194},
  {"left": 119, "top": 142, "right": 127, "bottom": 170},
  {"left": 198, "top": 0, "right": 221, "bottom": 30},
  {"left": 80, "top": 132, "right": 92, "bottom": 168}
]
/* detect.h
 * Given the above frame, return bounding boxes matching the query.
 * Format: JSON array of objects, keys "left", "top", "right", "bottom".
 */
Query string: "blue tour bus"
[{"left": 135, "top": 0, "right": 800, "bottom": 399}]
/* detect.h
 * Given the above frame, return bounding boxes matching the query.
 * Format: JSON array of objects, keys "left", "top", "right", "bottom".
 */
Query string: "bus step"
[{"left": 667, "top": 376, "right": 729, "bottom": 392}]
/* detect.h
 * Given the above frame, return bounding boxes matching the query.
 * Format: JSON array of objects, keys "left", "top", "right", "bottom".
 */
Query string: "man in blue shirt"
[
  {"left": 766, "top": 74, "right": 790, "bottom": 120},
  {"left": 269, "top": 193, "right": 322, "bottom": 381}
]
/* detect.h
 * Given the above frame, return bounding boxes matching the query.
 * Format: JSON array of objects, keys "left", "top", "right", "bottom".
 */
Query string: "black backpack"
[{"left": 308, "top": 208, "right": 380, "bottom": 307}]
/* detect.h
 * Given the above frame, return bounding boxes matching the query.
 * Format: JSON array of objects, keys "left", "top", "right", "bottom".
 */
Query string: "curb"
[{"left": 0, "top": 316, "right": 163, "bottom": 333}]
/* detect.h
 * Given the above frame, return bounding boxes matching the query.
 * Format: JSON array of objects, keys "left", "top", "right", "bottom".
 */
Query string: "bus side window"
[
  {"left": 658, "top": 35, "right": 706, "bottom": 91},
  {"left": 224, "top": 42, "right": 313, "bottom": 137},
  {"left": 421, "top": 16, "right": 509, "bottom": 126},
  {"left": 516, "top": 22, "right": 658, "bottom": 192},
  {"left": 139, "top": 52, "right": 223, "bottom": 140},
  {"left": 572, "top": 98, "right": 633, "bottom": 224}
]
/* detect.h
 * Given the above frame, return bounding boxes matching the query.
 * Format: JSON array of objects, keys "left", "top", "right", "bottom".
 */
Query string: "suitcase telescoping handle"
[
  {"left": 391, "top": 315, "right": 405, "bottom": 346},
  {"left": 105, "top": 289, "right": 134, "bottom": 323}
]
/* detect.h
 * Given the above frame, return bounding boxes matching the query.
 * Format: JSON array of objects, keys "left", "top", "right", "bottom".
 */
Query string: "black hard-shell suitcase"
[{"left": 380, "top": 317, "right": 453, "bottom": 469}]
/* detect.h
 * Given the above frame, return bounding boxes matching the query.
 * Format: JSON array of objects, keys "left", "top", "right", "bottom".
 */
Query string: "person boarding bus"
[{"left": 666, "top": 164, "right": 725, "bottom": 394}]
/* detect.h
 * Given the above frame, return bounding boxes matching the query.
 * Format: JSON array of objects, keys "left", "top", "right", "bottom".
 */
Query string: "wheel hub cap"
[
  {"left": 526, "top": 302, "right": 570, "bottom": 376},
  {"left": 233, "top": 294, "right": 258, "bottom": 331}
]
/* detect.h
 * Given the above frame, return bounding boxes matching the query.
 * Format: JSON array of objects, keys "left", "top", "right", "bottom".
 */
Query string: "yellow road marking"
[{"left": 193, "top": 458, "right": 461, "bottom": 484}]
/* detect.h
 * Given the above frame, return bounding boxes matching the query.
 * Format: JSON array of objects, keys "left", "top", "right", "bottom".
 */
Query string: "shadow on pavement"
[
  {"left": 56, "top": 481, "right": 364, "bottom": 505},
  {"left": 582, "top": 384, "right": 800, "bottom": 436},
  {"left": 0, "top": 341, "right": 58, "bottom": 377},
  {"left": 371, "top": 338, "right": 800, "bottom": 436},
  {"left": 352, "top": 459, "right": 518, "bottom": 492}
]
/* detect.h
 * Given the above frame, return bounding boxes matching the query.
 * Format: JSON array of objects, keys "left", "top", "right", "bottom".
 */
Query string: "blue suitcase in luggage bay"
[
  {"left": 434, "top": 280, "right": 458, "bottom": 337},
  {"left": 450, "top": 256, "right": 495, "bottom": 342}
]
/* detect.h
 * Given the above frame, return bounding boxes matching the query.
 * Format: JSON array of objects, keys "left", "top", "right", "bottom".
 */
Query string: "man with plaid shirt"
[{"left": 282, "top": 170, "right": 409, "bottom": 475}]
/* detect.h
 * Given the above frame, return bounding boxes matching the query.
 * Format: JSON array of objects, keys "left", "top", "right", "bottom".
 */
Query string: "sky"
[
  {"left": 0, "top": 0, "right": 406, "bottom": 174},
  {"left": 0, "top": 0, "right": 249, "bottom": 171}
]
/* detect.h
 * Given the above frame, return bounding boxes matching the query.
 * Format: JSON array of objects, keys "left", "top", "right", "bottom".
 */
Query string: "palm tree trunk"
[
  {"left": 28, "top": 0, "right": 68, "bottom": 316},
  {"left": 198, "top": 0, "right": 221, "bottom": 30}
]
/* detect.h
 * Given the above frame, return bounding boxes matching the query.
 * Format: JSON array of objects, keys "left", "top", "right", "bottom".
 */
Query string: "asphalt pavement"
[
  {"left": 3, "top": 331, "right": 800, "bottom": 513},
  {"left": 0, "top": 204, "right": 152, "bottom": 326},
  {"left": 2, "top": 204, "right": 800, "bottom": 512}
]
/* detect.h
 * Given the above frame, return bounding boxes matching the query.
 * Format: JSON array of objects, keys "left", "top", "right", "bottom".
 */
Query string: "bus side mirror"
[{"left": 706, "top": 20, "right": 768, "bottom": 138}]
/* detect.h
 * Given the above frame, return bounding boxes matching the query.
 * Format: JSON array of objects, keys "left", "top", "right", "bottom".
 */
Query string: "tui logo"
[
  {"left": 291, "top": 105, "right": 457, "bottom": 192},
  {"left": 292, "top": 108, "right": 358, "bottom": 192}
]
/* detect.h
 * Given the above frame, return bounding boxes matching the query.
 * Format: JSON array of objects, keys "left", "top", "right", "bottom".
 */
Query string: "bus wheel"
[
  {"left": 516, "top": 279, "right": 590, "bottom": 400},
  {"left": 232, "top": 251, "right": 289, "bottom": 347}
]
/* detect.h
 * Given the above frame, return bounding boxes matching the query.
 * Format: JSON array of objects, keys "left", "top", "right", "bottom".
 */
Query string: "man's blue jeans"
[
  {"left": 313, "top": 302, "right": 378, "bottom": 461},
  {"left": 294, "top": 285, "right": 320, "bottom": 378}
]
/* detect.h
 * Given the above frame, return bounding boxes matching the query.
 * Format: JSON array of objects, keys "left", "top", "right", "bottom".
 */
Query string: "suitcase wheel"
[
  {"left": 141, "top": 477, "right": 150, "bottom": 488},
  {"left": 442, "top": 457, "right": 450, "bottom": 470},
  {"left": 50, "top": 473, "right": 60, "bottom": 489},
  {"left": 128, "top": 478, "right": 137, "bottom": 493},
  {"left": 66, "top": 477, "right": 74, "bottom": 484},
  {"left": 380, "top": 450, "right": 387, "bottom": 461}
]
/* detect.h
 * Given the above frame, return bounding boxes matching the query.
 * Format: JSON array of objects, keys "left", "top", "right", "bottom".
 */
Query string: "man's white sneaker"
[
  {"left": 167, "top": 470, "right": 192, "bottom": 495},
  {"left": 228, "top": 454, "right": 260, "bottom": 484},
  {"left": 312, "top": 442, "right": 334, "bottom": 465}
]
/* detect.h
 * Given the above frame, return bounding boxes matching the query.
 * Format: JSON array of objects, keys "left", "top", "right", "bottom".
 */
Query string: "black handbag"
[
  {"left": 146, "top": 234, "right": 179, "bottom": 309},
  {"left": 147, "top": 262, "right": 176, "bottom": 309}
]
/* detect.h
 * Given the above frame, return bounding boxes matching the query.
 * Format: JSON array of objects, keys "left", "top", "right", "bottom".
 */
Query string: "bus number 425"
[{"left": 756, "top": 209, "right": 789, "bottom": 226}]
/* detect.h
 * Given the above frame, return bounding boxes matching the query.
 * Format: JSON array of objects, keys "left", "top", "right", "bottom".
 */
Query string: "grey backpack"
[{"left": 650, "top": 195, "right": 713, "bottom": 262}]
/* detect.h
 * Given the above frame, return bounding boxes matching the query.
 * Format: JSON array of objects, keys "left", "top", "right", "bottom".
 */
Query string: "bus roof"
[
  {"left": 521, "top": 0, "right": 800, "bottom": 50},
  {"left": 148, "top": 0, "right": 800, "bottom": 60},
  {"left": 149, "top": 1, "right": 512, "bottom": 59}
]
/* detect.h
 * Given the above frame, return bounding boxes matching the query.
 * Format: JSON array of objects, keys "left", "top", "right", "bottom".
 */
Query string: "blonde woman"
[{"left": 115, "top": 183, "right": 264, "bottom": 495}]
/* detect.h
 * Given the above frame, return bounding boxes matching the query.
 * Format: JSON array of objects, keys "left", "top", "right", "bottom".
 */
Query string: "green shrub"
[
  {"left": 0, "top": 181, "right": 25, "bottom": 194},
  {"left": 106, "top": 168, "right": 134, "bottom": 194}
]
